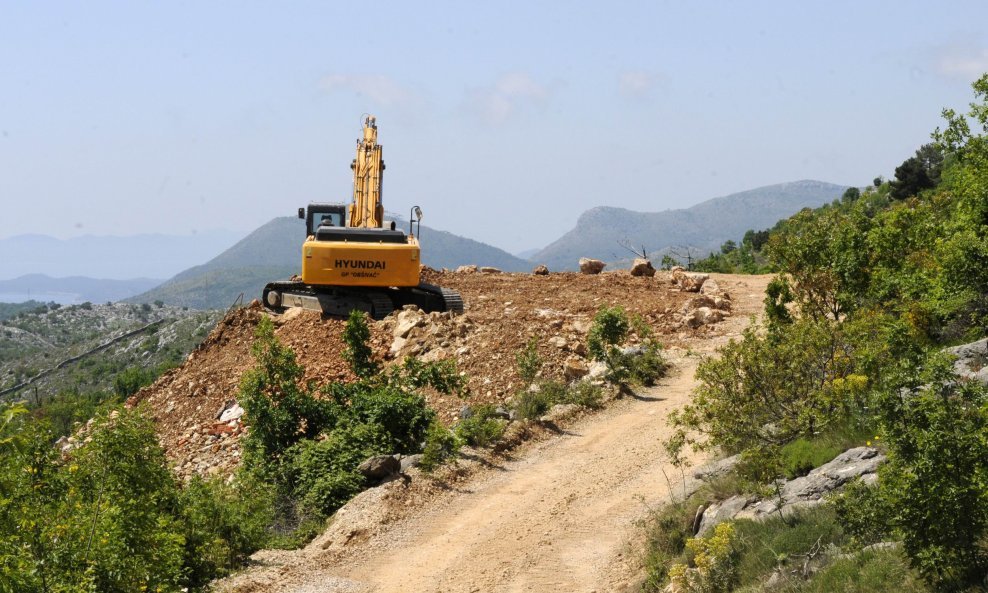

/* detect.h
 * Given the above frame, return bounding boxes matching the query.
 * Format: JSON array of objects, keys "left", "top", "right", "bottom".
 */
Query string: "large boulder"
[
  {"left": 532, "top": 264, "right": 550, "bottom": 276},
  {"left": 946, "top": 338, "right": 988, "bottom": 385},
  {"left": 455, "top": 265, "right": 478, "bottom": 273},
  {"left": 671, "top": 268, "right": 709, "bottom": 292},
  {"left": 699, "top": 278, "right": 721, "bottom": 295},
  {"left": 357, "top": 455, "right": 401, "bottom": 480},
  {"left": 479, "top": 266, "right": 502, "bottom": 274},
  {"left": 697, "top": 447, "right": 885, "bottom": 534},
  {"left": 629, "top": 258, "right": 656, "bottom": 277},
  {"left": 684, "top": 307, "right": 724, "bottom": 328},
  {"left": 579, "top": 258, "right": 606, "bottom": 275}
]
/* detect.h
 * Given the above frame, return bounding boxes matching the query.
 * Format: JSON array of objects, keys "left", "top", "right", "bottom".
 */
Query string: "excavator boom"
[{"left": 348, "top": 116, "right": 385, "bottom": 229}]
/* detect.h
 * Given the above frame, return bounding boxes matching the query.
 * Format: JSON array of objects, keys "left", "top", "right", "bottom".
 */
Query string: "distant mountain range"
[
  {"left": 0, "top": 230, "right": 241, "bottom": 281},
  {"left": 11, "top": 179, "right": 849, "bottom": 309},
  {"left": 129, "top": 217, "right": 532, "bottom": 309},
  {"left": 531, "top": 180, "right": 848, "bottom": 270},
  {"left": 0, "top": 274, "right": 163, "bottom": 305}
]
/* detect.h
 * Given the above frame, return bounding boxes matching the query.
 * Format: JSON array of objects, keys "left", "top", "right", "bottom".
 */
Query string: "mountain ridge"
[{"left": 533, "top": 180, "right": 848, "bottom": 270}]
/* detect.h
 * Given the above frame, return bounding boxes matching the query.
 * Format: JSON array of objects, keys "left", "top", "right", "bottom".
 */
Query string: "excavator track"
[{"left": 262, "top": 281, "right": 459, "bottom": 320}]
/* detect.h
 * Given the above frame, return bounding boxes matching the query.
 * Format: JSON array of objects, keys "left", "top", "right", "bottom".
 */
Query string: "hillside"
[
  {"left": 532, "top": 180, "right": 847, "bottom": 270},
  {"left": 130, "top": 217, "right": 532, "bottom": 309},
  {"left": 0, "top": 301, "right": 221, "bottom": 404},
  {"left": 0, "top": 274, "right": 163, "bottom": 304}
]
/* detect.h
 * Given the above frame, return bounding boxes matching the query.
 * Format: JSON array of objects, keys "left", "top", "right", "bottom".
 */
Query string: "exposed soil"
[
  {"left": 131, "top": 269, "right": 753, "bottom": 478},
  {"left": 207, "top": 272, "right": 771, "bottom": 593}
]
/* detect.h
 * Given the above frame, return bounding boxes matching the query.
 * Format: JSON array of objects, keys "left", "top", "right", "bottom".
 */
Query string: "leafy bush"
[
  {"left": 668, "top": 318, "right": 866, "bottom": 463},
  {"left": 587, "top": 305, "right": 630, "bottom": 361},
  {"left": 829, "top": 479, "right": 891, "bottom": 549},
  {"left": 516, "top": 335, "right": 542, "bottom": 383},
  {"left": 512, "top": 387, "right": 555, "bottom": 420},
  {"left": 0, "top": 406, "right": 270, "bottom": 592},
  {"left": 420, "top": 421, "right": 461, "bottom": 472},
  {"left": 455, "top": 405, "right": 507, "bottom": 447},
  {"left": 239, "top": 316, "right": 335, "bottom": 467},
  {"left": 872, "top": 355, "right": 988, "bottom": 590},
  {"left": 178, "top": 474, "right": 275, "bottom": 585},
  {"left": 668, "top": 523, "right": 740, "bottom": 593},
  {"left": 564, "top": 381, "right": 604, "bottom": 409}
]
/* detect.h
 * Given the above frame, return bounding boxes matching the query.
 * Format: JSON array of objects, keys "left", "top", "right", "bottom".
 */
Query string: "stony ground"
[
  {"left": 152, "top": 270, "right": 769, "bottom": 593},
  {"left": 129, "top": 269, "right": 756, "bottom": 478},
  {"left": 113, "top": 267, "right": 769, "bottom": 590}
]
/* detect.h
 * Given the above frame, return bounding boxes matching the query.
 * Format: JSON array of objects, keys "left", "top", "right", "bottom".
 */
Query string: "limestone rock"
[
  {"left": 563, "top": 358, "right": 590, "bottom": 380},
  {"left": 479, "top": 266, "right": 502, "bottom": 274},
  {"left": 946, "top": 338, "right": 988, "bottom": 385},
  {"left": 357, "top": 455, "right": 401, "bottom": 480},
  {"left": 579, "top": 258, "right": 606, "bottom": 275},
  {"left": 539, "top": 403, "right": 581, "bottom": 423},
  {"left": 629, "top": 258, "right": 656, "bottom": 277},
  {"left": 548, "top": 335, "right": 567, "bottom": 349},
  {"left": 699, "top": 278, "right": 721, "bottom": 295},
  {"left": 394, "top": 309, "right": 426, "bottom": 339},
  {"left": 684, "top": 307, "right": 724, "bottom": 328},
  {"left": 697, "top": 447, "right": 885, "bottom": 534},
  {"left": 671, "top": 268, "right": 709, "bottom": 292},
  {"left": 532, "top": 264, "right": 550, "bottom": 275},
  {"left": 455, "top": 265, "right": 478, "bottom": 273}
]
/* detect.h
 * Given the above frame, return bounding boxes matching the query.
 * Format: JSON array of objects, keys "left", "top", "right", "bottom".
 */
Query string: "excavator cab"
[{"left": 299, "top": 203, "right": 347, "bottom": 236}]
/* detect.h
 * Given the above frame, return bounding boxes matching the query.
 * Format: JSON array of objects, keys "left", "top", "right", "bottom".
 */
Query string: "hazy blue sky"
[{"left": 2, "top": 1, "right": 987, "bottom": 252}]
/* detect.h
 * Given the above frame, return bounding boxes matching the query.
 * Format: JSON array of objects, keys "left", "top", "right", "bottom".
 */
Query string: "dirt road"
[{"left": 218, "top": 274, "right": 770, "bottom": 593}]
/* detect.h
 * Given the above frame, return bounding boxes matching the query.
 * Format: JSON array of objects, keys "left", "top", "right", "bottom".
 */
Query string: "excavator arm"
[{"left": 348, "top": 116, "right": 385, "bottom": 228}]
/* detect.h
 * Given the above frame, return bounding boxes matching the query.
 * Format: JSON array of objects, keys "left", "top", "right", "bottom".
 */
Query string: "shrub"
[
  {"left": 512, "top": 389, "right": 553, "bottom": 421},
  {"left": 420, "top": 421, "right": 461, "bottom": 472},
  {"left": 587, "top": 305, "right": 629, "bottom": 361},
  {"left": 455, "top": 405, "right": 506, "bottom": 447},
  {"left": 829, "top": 479, "right": 891, "bottom": 549},
  {"left": 396, "top": 356, "right": 469, "bottom": 397},
  {"left": 516, "top": 336, "right": 542, "bottom": 383},
  {"left": 563, "top": 381, "right": 603, "bottom": 409},
  {"left": 873, "top": 355, "right": 988, "bottom": 590},
  {"left": 239, "top": 316, "right": 335, "bottom": 466},
  {"left": 667, "top": 318, "right": 866, "bottom": 464},
  {"left": 178, "top": 474, "right": 274, "bottom": 586},
  {"left": 668, "top": 523, "right": 740, "bottom": 593},
  {"left": 342, "top": 310, "right": 378, "bottom": 378}
]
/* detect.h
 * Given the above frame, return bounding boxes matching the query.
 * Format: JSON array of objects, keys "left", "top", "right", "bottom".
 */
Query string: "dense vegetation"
[
  {"left": 651, "top": 75, "right": 988, "bottom": 592},
  {"left": 0, "top": 309, "right": 471, "bottom": 591}
]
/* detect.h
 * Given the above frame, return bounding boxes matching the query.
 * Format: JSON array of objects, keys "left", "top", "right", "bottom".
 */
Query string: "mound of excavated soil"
[{"left": 131, "top": 270, "right": 734, "bottom": 478}]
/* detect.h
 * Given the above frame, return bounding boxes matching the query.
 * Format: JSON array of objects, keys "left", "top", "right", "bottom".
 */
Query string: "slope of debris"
[{"left": 130, "top": 269, "right": 736, "bottom": 478}]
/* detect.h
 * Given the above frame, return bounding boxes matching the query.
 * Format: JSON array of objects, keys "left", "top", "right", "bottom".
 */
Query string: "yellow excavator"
[{"left": 262, "top": 116, "right": 463, "bottom": 320}]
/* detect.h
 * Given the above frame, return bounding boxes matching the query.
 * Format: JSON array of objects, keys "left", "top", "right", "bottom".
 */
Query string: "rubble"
[{"left": 128, "top": 271, "right": 725, "bottom": 479}]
